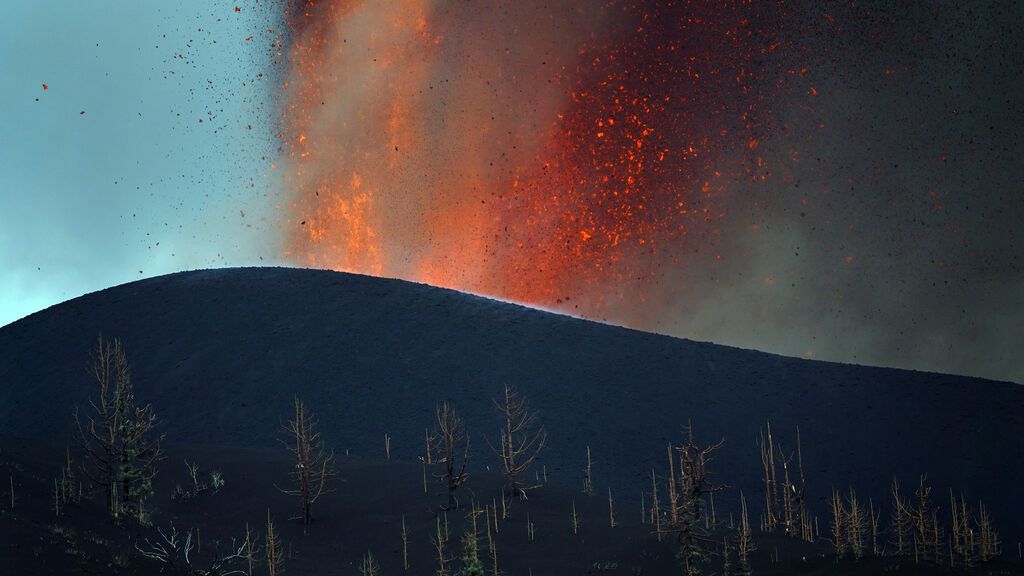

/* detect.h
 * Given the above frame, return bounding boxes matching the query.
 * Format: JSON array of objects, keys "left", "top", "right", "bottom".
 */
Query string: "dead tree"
[
  {"left": 651, "top": 468, "right": 663, "bottom": 541},
  {"left": 950, "top": 490, "right": 975, "bottom": 567},
  {"left": 665, "top": 425, "right": 727, "bottom": 576},
  {"left": 829, "top": 488, "right": 846, "bottom": 559},
  {"left": 794, "top": 428, "right": 811, "bottom": 542},
  {"left": 135, "top": 524, "right": 251, "bottom": 576},
  {"left": 778, "top": 445, "right": 796, "bottom": 537},
  {"left": 869, "top": 498, "right": 881, "bottom": 557},
  {"left": 432, "top": 515, "right": 452, "bottom": 576},
  {"left": 931, "top": 509, "right": 944, "bottom": 565},
  {"left": 977, "top": 501, "right": 1000, "bottom": 562},
  {"left": 896, "top": 475, "right": 936, "bottom": 563},
  {"left": 278, "top": 398, "right": 335, "bottom": 525},
  {"left": 888, "top": 478, "right": 912, "bottom": 556},
  {"left": 359, "top": 551, "right": 381, "bottom": 576},
  {"left": 760, "top": 423, "right": 810, "bottom": 540},
  {"left": 738, "top": 491, "right": 755, "bottom": 575},
  {"left": 74, "top": 335, "right": 163, "bottom": 521},
  {"left": 491, "top": 385, "right": 546, "bottom": 499},
  {"left": 430, "top": 401, "right": 470, "bottom": 510},
  {"left": 265, "top": 510, "right": 284, "bottom": 576},
  {"left": 757, "top": 422, "right": 779, "bottom": 533},
  {"left": 950, "top": 492, "right": 1000, "bottom": 568},
  {"left": 845, "top": 488, "right": 867, "bottom": 559}
]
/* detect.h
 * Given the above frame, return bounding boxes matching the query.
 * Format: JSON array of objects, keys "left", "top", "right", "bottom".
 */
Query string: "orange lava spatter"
[{"left": 281, "top": 0, "right": 791, "bottom": 323}]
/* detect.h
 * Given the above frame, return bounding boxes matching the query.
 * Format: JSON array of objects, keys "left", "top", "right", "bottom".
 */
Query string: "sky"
[
  {"left": 2, "top": 2, "right": 1022, "bottom": 383},
  {"left": 0, "top": 1, "right": 283, "bottom": 325}
]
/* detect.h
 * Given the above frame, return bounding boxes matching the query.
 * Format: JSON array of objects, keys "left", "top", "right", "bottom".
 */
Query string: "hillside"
[{"left": 0, "top": 267, "right": 1021, "bottom": 543}]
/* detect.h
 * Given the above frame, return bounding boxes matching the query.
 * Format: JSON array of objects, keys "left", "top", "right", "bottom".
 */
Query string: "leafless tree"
[
  {"left": 74, "top": 335, "right": 163, "bottom": 521},
  {"left": 359, "top": 551, "right": 381, "bottom": 576},
  {"left": 888, "top": 477, "right": 912, "bottom": 556},
  {"left": 977, "top": 501, "right": 1000, "bottom": 562},
  {"left": 650, "top": 468, "right": 663, "bottom": 541},
  {"left": 794, "top": 428, "right": 811, "bottom": 542},
  {"left": 278, "top": 398, "right": 335, "bottom": 525},
  {"left": 896, "top": 475, "right": 937, "bottom": 563},
  {"left": 432, "top": 514, "right": 452, "bottom": 576},
  {"left": 829, "top": 488, "right": 846, "bottom": 559},
  {"left": 136, "top": 525, "right": 251, "bottom": 576},
  {"left": 845, "top": 488, "right": 867, "bottom": 559},
  {"left": 737, "top": 491, "right": 755, "bottom": 575},
  {"left": 950, "top": 490, "right": 973, "bottom": 567},
  {"left": 758, "top": 422, "right": 779, "bottom": 533},
  {"left": 492, "top": 385, "right": 546, "bottom": 499},
  {"left": 664, "top": 425, "right": 727, "bottom": 576},
  {"left": 430, "top": 401, "right": 470, "bottom": 510},
  {"left": 265, "top": 510, "right": 284, "bottom": 576},
  {"left": 242, "top": 523, "right": 259, "bottom": 576},
  {"left": 869, "top": 498, "right": 881, "bottom": 557},
  {"left": 759, "top": 422, "right": 810, "bottom": 540}
]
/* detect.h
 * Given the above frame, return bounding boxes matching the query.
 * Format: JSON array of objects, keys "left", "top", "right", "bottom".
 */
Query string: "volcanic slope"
[{"left": 0, "top": 267, "right": 1021, "bottom": 539}]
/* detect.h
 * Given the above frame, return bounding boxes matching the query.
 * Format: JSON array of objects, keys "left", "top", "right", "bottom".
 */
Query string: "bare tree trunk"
[
  {"left": 74, "top": 335, "right": 163, "bottom": 522},
  {"left": 491, "top": 385, "right": 546, "bottom": 500},
  {"left": 278, "top": 398, "right": 335, "bottom": 525},
  {"left": 430, "top": 401, "right": 470, "bottom": 510}
]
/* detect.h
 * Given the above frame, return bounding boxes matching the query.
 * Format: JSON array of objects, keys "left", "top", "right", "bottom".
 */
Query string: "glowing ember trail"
[{"left": 282, "top": 0, "right": 793, "bottom": 323}]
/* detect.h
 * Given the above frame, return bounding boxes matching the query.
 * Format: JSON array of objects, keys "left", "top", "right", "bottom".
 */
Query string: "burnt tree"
[
  {"left": 492, "top": 384, "right": 546, "bottom": 499},
  {"left": 278, "top": 398, "right": 335, "bottom": 525},
  {"left": 665, "top": 425, "right": 726, "bottom": 576},
  {"left": 74, "top": 335, "right": 163, "bottom": 521},
  {"left": 430, "top": 401, "right": 470, "bottom": 510}
]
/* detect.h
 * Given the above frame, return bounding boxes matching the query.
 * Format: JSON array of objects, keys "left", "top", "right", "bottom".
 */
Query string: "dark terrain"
[{"left": 0, "top": 267, "right": 1022, "bottom": 574}]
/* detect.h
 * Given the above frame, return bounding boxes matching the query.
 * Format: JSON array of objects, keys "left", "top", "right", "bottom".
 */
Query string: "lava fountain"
[{"left": 282, "top": 0, "right": 791, "bottom": 324}]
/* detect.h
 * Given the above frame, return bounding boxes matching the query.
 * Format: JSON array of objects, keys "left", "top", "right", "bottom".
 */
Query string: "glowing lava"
[{"left": 282, "top": 0, "right": 790, "bottom": 322}]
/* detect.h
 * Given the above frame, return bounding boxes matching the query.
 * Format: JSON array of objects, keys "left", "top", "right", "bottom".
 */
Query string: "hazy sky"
[
  {"left": 0, "top": 2, "right": 282, "bottom": 326},
  {"left": 2, "top": 2, "right": 1021, "bottom": 383}
]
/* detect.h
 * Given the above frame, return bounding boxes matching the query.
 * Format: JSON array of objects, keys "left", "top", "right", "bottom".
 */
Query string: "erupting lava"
[{"left": 282, "top": 0, "right": 791, "bottom": 323}]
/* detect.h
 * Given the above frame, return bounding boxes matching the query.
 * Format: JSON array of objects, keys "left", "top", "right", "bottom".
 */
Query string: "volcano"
[{"left": 0, "top": 267, "right": 1021, "bottom": 574}]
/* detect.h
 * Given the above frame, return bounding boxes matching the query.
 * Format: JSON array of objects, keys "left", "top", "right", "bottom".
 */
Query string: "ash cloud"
[
  {"left": 283, "top": 0, "right": 1023, "bottom": 383},
  {"left": 650, "top": 1, "right": 1024, "bottom": 383}
]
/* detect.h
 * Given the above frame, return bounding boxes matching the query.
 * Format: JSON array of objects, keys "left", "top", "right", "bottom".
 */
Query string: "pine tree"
[{"left": 457, "top": 531, "right": 486, "bottom": 576}]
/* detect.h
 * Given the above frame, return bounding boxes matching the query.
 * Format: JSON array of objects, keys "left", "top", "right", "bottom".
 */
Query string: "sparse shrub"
[
  {"left": 360, "top": 550, "right": 381, "bottom": 576},
  {"left": 135, "top": 524, "right": 249, "bottom": 576},
  {"left": 111, "top": 549, "right": 131, "bottom": 568},
  {"left": 172, "top": 460, "right": 225, "bottom": 502}
]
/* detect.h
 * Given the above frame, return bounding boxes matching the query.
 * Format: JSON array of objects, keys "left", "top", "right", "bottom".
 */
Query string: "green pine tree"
[{"left": 457, "top": 530, "right": 486, "bottom": 576}]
